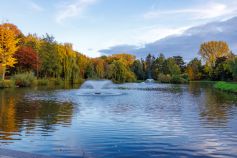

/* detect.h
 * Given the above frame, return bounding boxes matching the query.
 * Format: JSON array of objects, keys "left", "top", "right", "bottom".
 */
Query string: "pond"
[{"left": 0, "top": 81, "right": 237, "bottom": 158}]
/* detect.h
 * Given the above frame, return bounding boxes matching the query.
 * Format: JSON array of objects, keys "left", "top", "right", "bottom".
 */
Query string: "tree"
[
  {"left": 131, "top": 60, "right": 145, "bottom": 80},
  {"left": 152, "top": 53, "right": 165, "bottom": 79},
  {"left": 108, "top": 59, "right": 136, "bottom": 83},
  {"left": 199, "top": 41, "right": 230, "bottom": 67},
  {"left": 23, "top": 34, "right": 42, "bottom": 77},
  {"left": 0, "top": 23, "right": 22, "bottom": 37},
  {"left": 213, "top": 57, "right": 232, "bottom": 80},
  {"left": 39, "top": 34, "right": 61, "bottom": 78},
  {"left": 145, "top": 54, "right": 155, "bottom": 79},
  {"left": 228, "top": 56, "right": 237, "bottom": 81},
  {"left": 85, "top": 62, "right": 95, "bottom": 79},
  {"left": 0, "top": 25, "right": 19, "bottom": 80},
  {"left": 186, "top": 58, "right": 202, "bottom": 80},
  {"left": 109, "top": 54, "right": 135, "bottom": 66},
  {"left": 173, "top": 56, "right": 185, "bottom": 72},
  {"left": 94, "top": 58, "right": 105, "bottom": 78},
  {"left": 14, "top": 46, "right": 41, "bottom": 73},
  {"left": 166, "top": 58, "right": 181, "bottom": 76}
]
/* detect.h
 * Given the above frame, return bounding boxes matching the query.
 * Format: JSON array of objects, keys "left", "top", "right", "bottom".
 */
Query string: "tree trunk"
[{"left": 2, "top": 67, "right": 6, "bottom": 80}]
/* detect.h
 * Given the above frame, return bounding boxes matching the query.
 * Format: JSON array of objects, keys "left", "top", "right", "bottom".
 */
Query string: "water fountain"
[
  {"left": 145, "top": 78, "right": 155, "bottom": 83},
  {"left": 78, "top": 80, "right": 123, "bottom": 96}
]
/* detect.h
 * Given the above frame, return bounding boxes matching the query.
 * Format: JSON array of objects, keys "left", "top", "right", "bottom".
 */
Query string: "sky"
[{"left": 1, "top": 0, "right": 237, "bottom": 57}]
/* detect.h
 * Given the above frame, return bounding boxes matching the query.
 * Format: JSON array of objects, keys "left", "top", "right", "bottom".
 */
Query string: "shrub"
[
  {"left": 37, "top": 79, "right": 49, "bottom": 86},
  {"left": 48, "top": 78, "right": 64, "bottom": 86},
  {"left": 54, "top": 78, "right": 63, "bottom": 85},
  {"left": 126, "top": 72, "right": 137, "bottom": 83},
  {"left": 171, "top": 75, "right": 182, "bottom": 84},
  {"left": 13, "top": 72, "right": 37, "bottom": 87},
  {"left": 72, "top": 78, "right": 84, "bottom": 84},
  {"left": 0, "top": 80, "right": 14, "bottom": 88},
  {"left": 158, "top": 74, "right": 171, "bottom": 83},
  {"left": 171, "top": 75, "right": 188, "bottom": 84},
  {"left": 181, "top": 73, "right": 189, "bottom": 81}
]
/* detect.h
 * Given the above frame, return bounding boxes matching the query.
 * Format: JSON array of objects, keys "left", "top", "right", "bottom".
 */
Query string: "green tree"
[
  {"left": 108, "top": 59, "right": 136, "bottom": 83},
  {"left": 173, "top": 56, "right": 185, "bottom": 72},
  {"left": 39, "top": 34, "right": 61, "bottom": 78},
  {"left": 228, "top": 56, "right": 237, "bottom": 81},
  {"left": 145, "top": 54, "right": 155, "bottom": 79},
  {"left": 167, "top": 58, "right": 181, "bottom": 76},
  {"left": 131, "top": 59, "right": 145, "bottom": 80},
  {"left": 211, "top": 57, "right": 232, "bottom": 81},
  {"left": 186, "top": 58, "right": 202, "bottom": 81},
  {"left": 152, "top": 53, "right": 165, "bottom": 79}
]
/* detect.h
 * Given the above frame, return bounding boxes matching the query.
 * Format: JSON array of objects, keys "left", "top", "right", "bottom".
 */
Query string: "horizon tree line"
[{"left": 0, "top": 23, "right": 237, "bottom": 83}]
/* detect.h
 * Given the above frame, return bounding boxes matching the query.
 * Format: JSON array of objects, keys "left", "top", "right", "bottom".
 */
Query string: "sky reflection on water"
[{"left": 0, "top": 82, "right": 237, "bottom": 158}]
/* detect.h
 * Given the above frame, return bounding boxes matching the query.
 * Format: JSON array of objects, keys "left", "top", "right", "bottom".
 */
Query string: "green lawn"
[{"left": 214, "top": 81, "right": 237, "bottom": 93}]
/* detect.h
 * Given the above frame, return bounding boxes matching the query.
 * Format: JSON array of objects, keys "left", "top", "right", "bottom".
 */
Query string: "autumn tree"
[
  {"left": 94, "top": 58, "right": 105, "bottom": 78},
  {"left": 14, "top": 46, "right": 41, "bottom": 72},
  {"left": 0, "top": 23, "right": 23, "bottom": 37},
  {"left": 199, "top": 41, "right": 230, "bottom": 67},
  {"left": 0, "top": 25, "right": 19, "bottom": 80},
  {"left": 186, "top": 58, "right": 203, "bottom": 80},
  {"left": 22, "top": 34, "right": 42, "bottom": 77},
  {"left": 77, "top": 53, "right": 90, "bottom": 78},
  {"left": 108, "top": 54, "right": 135, "bottom": 66},
  {"left": 108, "top": 59, "right": 136, "bottom": 83}
]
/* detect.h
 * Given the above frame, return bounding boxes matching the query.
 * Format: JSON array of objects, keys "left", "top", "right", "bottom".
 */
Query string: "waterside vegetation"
[
  {"left": 214, "top": 81, "right": 237, "bottom": 93},
  {"left": 0, "top": 23, "right": 237, "bottom": 91}
]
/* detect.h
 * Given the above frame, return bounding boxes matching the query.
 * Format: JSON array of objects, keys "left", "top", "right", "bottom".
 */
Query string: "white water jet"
[
  {"left": 79, "top": 80, "right": 122, "bottom": 96},
  {"left": 145, "top": 79, "right": 155, "bottom": 83}
]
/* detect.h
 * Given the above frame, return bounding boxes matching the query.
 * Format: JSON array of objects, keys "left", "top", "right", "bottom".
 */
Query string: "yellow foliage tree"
[
  {"left": 0, "top": 25, "right": 19, "bottom": 80},
  {"left": 199, "top": 41, "right": 230, "bottom": 67}
]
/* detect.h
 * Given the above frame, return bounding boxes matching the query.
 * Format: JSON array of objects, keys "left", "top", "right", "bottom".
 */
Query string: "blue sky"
[{"left": 1, "top": 0, "right": 237, "bottom": 57}]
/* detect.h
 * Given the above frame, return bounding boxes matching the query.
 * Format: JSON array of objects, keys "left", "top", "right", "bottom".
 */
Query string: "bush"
[
  {"left": 48, "top": 78, "right": 64, "bottom": 86},
  {"left": 158, "top": 74, "right": 171, "bottom": 83},
  {"left": 72, "top": 78, "right": 84, "bottom": 84},
  {"left": 54, "top": 78, "right": 63, "bottom": 85},
  {"left": 171, "top": 75, "right": 182, "bottom": 84},
  {"left": 126, "top": 72, "right": 137, "bottom": 83},
  {"left": 171, "top": 75, "right": 188, "bottom": 84},
  {"left": 13, "top": 72, "right": 37, "bottom": 87},
  {"left": 37, "top": 79, "right": 49, "bottom": 86},
  {"left": 0, "top": 80, "right": 15, "bottom": 88},
  {"left": 181, "top": 73, "right": 189, "bottom": 81}
]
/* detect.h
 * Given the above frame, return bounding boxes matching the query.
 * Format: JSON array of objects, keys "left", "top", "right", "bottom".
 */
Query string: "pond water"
[{"left": 0, "top": 81, "right": 237, "bottom": 158}]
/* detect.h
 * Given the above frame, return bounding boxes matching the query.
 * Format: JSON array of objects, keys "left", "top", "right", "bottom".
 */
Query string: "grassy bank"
[
  {"left": 214, "top": 81, "right": 237, "bottom": 93},
  {"left": 0, "top": 72, "right": 84, "bottom": 89},
  {"left": 190, "top": 80, "right": 216, "bottom": 83}
]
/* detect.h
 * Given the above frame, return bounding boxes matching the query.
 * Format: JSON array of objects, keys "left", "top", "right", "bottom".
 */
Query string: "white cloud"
[
  {"left": 143, "top": 2, "right": 237, "bottom": 20},
  {"left": 93, "top": 26, "right": 191, "bottom": 56},
  {"left": 132, "top": 26, "right": 189, "bottom": 44},
  {"left": 56, "top": 0, "right": 97, "bottom": 23}
]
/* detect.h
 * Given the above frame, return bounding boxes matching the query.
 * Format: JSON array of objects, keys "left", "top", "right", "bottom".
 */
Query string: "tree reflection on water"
[{"left": 0, "top": 89, "right": 74, "bottom": 142}]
